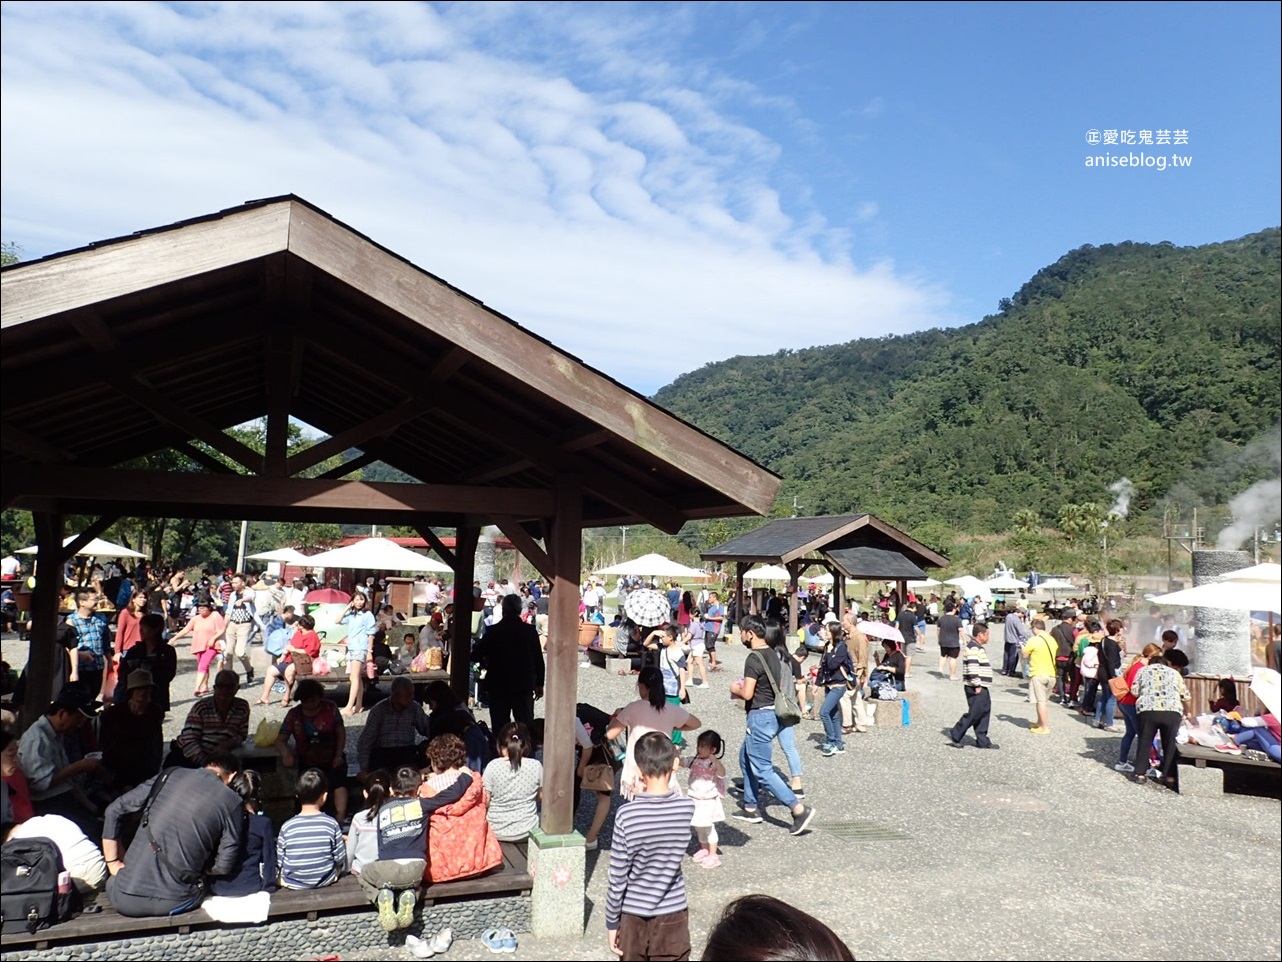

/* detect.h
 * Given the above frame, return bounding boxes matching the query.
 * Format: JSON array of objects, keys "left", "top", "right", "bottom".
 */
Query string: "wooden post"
[
  {"left": 832, "top": 564, "right": 845, "bottom": 620},
  {"left": 450, "top": 526, "right": 479, "bottom": 701},
  {"left": 22, "top": 511, "right": 64, "bottom": 729},
  {"left": 541, "top": 479, "right": 581, "bottom": 836},
  {"left": 735, "top": 562, "right": 746, "bottom": 626},
  {"left": 788, "top": 562, "right": 802, "bottom": 635}
]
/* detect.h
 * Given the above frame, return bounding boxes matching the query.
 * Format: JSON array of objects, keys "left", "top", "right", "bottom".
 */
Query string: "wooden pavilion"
[
  {"left": 0, "top": 196, "right": 779, "bottom": 879},
  {"left": 702, "top": 514, "right": 948, "bottom": 629}
]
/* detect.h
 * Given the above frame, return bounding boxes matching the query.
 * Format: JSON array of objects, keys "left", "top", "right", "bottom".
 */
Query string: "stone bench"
[{"left": 0, "top": 842, "right": 532, "bottom": 958}]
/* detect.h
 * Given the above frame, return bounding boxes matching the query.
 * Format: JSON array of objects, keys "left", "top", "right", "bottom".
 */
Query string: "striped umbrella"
[{"left": 623, "top": 589, "right": 671, "bottom": 627}]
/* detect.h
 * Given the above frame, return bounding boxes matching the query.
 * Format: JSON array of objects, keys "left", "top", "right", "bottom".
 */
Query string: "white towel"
[{"left": 202, "top": 892, "right": 272, "bottom": 924}]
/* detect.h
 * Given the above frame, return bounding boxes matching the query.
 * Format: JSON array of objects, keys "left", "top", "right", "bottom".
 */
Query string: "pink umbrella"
[{"left": 304, "top": 587, "right": 351, "bottom": 604}]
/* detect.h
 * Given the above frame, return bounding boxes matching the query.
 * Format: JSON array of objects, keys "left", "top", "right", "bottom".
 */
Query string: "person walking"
[
  {"left": 816, "top": 625, "right": 855, "bottom": 757},
  {"left": 947, "top": 623, "right": 996, "bottom": 748},
  {"left": 729, "top": 615, "right": 814, "bottom": 835},
  {"left": 1022, "top": 617, "right": 1057, "bottom": 734}
]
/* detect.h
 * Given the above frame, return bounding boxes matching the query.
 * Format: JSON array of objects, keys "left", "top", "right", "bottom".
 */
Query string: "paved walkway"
[{"left": 4, "top": 625, "right": 1279, "bottom": 960}]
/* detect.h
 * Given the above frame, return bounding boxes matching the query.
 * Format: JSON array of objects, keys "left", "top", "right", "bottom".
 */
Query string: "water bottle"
[{"left": 901, "top": 698, "right": 911, "bottom": 727}]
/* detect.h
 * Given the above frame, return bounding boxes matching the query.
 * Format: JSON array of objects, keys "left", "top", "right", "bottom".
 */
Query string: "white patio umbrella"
[
  {"left": 985, "top": 574, "right": 1030, "bottom": 591},
  {"left": 943, "top": 576, "right": 993, "bottom": 602},
  {"left": 1219, "top": 562, "right": 1281, "bottom": 583},
  {"left": 306, "top": 537, "right": 452, "bottom": 573},
  {"left": 743, "top": 565, "right": 793, "bottom": 583},
  {"left": 907, "top": 577, "right": 942, "bottom": 589},
  {"left": 595, "top": 553, "right": 705, "bottom": 579},
  {"left": 18, "top": 535, "right": 146, "bottom": 559},
  {"left": 246, "top": 547, "right": 312, "bottom": 565},
  {"left": 1036, "top": 578, "right": 1078, "bottom": 591},
  {"left": 1250, "top": 668, "right": 1280, "bottom": 719},
  {"left": 1149, "top": 580, "right": 1282, "bottom": 613},
  {"left": 806, "top": 571, "right": 836, "bottom": 586}
]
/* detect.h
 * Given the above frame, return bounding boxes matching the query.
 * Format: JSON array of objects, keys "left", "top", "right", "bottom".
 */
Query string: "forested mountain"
[{"left": 654, "top": 229, "right": 1281, "bottom": 540}]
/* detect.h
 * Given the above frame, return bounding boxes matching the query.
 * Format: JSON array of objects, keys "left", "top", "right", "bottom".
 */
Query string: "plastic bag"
[{"left": 254, "top": 717, "right": 281, "bottom": 748}]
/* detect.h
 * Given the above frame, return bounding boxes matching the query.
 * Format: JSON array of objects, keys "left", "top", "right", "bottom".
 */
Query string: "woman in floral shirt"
[{"left": 1128, "top": 653, "right": 1190, "bottom": 786}]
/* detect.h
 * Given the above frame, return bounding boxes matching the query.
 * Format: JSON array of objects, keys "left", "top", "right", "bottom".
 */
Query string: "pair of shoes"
[
  {"left": 481, "top": 928, "right": 517, "bottom": 953},
  {"left": 396, "top": 889, "right": 416, "bottom": 929},
  {"left": 406, "top": 928, "right": 453, "bottom": 958},
  {"left": 700, "top": 853, "right": 722, "bottom": 868},
  {"left": 1029, "top": 726, "right": 1050, "bottom": 734},
  {"left": 790, "top": 805, "right": 815, "bottom": 836},
  {"left": 733, "top": 807, "right": 763, "bottom": 823},
  {"left": 691, "top": 848, "right": 708, "bottom": 862},
  {"left": 376, "top": 887, "right": 398, "bottom": 933},
  {"left": 1114, "top": 761, "right": 1135, "bottom": 772},
  {"left": 584, "top": 838, "right": 598, "bottom": 851}
]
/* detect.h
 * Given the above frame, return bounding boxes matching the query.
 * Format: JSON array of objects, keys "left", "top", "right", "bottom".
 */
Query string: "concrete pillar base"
[{"left": 528, "top": 827, "right": 586, "bottom": 940}]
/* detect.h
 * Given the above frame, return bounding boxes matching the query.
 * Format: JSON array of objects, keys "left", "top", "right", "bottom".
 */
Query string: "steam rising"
[
  {"left": 1107, "top": 478, "right": 1134, "bottom": 519},
  {"left": 1216, "top": 478, "right": 1282, "bottom": 550}
]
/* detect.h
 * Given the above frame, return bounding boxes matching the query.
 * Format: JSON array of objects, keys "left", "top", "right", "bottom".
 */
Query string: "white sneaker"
[
  {"left": 405, "top": 933, "right": 435, "bottom": 959},
  {"left": 429, "top": 928, "right": 454, "bottom": 954},
  {"left": 1113, "top": 762, "right": 1135, "bottom": 773}
]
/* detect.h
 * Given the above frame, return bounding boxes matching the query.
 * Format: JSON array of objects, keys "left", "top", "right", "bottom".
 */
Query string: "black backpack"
[{"left": 1, "top": 836, "right": 80, "bottom": 934}]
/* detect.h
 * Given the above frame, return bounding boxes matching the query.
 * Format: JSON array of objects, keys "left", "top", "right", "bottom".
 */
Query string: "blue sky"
[{"left": 2, "top": 2, "right": 1278, "bottom": 392}]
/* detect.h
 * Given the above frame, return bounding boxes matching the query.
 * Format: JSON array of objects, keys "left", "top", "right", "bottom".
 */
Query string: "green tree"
[{"left": 1011, "top": 509, "right": 1040, "bottom": 535}]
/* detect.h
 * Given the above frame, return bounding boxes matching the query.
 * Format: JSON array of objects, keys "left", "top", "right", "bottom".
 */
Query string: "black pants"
[
  {"left": 1133, "top": 710, "right": 1181, "bottom": 779},
  {"left": 1002, "top": 644, "right": 1020, "bottom": 675},
  {"left": 368, "top": 744, "right": 421, "bottom": 775},
  {"left": 1056, "top": 661, "right": 1076, "bottom": 702},
  {"left": 488, "top": 691, "right": 534, "bottom": 733},
  {"left": 106, "top": 875, "right": 202, "bottom": 918},
  {"left": 949, "top": 686, "right": 992, "bottom": 747}
]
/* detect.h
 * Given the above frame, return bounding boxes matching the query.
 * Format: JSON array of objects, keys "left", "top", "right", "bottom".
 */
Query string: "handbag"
[
  {"left": 1108, "top": 675, "right": 1130, "bottom": 699},
  {"left": 581, "top": 763, "right": 615, "bottom": 794}
]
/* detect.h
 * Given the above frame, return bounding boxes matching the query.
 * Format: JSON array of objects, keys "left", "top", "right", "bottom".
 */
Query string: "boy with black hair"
[
  {"left": 605, "top": 731, "right": 695, "bottom": 961},
  {"left": 276, "top": 768, "right": 345, "bottom": 889}
]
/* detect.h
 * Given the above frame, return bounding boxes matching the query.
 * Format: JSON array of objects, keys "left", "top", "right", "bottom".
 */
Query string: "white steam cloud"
[
  {"left": 1107, "top": 478, "right": 1134, "bottom": 519},
  {"left": 1216, "top": 478, "right": 1282, "bottom": 550}
]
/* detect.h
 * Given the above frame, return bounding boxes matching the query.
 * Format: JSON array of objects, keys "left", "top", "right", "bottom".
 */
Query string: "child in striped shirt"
[
  {"left": 605, "top": 731, "right": 695, "bottom": 961},
  {"left": 277, "top": 768, "right": 346, "bottom": 889}
]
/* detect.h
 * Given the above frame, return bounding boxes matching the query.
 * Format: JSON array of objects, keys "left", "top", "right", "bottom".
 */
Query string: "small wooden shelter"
[
  {"left": 702, "top": 514, "right": 947, "bottom": 629},
  {"left": 0, "top": 196, "right": 780, "bottom": 848}
]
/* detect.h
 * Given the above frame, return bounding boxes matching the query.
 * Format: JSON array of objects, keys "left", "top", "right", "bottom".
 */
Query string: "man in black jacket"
[
  {"left": 473, "top": 593, "right": 544, "bottom": 731},
  {"left": 1050, "top": 609, "right": 1078, "bottom": 706}
]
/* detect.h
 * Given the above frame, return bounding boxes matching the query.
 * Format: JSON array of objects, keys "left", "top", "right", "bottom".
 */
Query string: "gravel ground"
[{"left": 3, "top": 625, "right": 1279, "bottom": 961}]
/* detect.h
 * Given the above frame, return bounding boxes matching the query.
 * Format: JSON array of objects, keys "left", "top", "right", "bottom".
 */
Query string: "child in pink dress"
[{"left": 685, "top": 730, "right": 727, "bottom": 868}]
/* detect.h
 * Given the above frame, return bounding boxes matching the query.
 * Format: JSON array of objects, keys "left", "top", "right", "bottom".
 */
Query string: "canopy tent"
[
  {"left": 306, "top": 536, "right": 453, "bottom": 573},
  {"left": 943, "top": 576, "right": 994, "bottom": 602},
  {"left": 985, "top": 574, "right": 1030, "bottom": 591},
  {"left": 595, "top": 553, "right": 705, "bottom": 579},
  {"left": 743, "top": 564, "right": 795, "bottom": 582},
  {"left": 18, "top": 535, "right": 146, "bottom": 559},
  {"left": 1036, "top": 578, "right": 1077, "bottom": 591},
  {"left": 1150, "top": 579, "right": 1282, "bottom": 614},
  {"left": 246, "top": 547, "right": 313, "bottom": 564}
]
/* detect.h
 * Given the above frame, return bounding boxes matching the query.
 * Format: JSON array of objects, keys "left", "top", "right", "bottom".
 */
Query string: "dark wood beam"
[
  {"left": 179, "top": 442, "right": 237, "bottom": 475},
  {"left": 0, "top": 422, "right": 74, "bottom": 463},
  {"left": 414, "top": 526, "right": 457, "bottom": 569},
  {"left": 23, "top": 511, "right": 64, "bottom": 729},
  {"left": 449, "top": 526, "right": 479, "bottom": 701},
  {"left": 458, "top": 428, "right": 608, "bottom": 484},
  {"left": 68, "top": 308, "right": 118, "bottom": 353},
  {"left": 316, "top": 450, "right": 379, "bottom": 481},
  {"left": 284, "top": 396, "right": 439, "bottom": 477},
  {"left": 491, "top": 516, "right": 552, "bottom": 580},
  {"left": 5, "top": 465, "right": 556, "bottom": 520},
  {"left": 108, "top": 375, "right": 265, "bottom": 474},
  {"left": 541, "top": 477, "right": 582, "bottom": 836}
]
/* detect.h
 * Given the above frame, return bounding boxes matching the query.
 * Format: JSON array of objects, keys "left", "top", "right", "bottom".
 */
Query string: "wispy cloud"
[{"left": 0, "top": 1, "right": 953, "bottom": 391}]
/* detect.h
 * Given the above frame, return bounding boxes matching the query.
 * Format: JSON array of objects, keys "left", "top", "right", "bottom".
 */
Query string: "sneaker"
[
  {"left": 790, "top": 805, "right": 816, "bottom": 836},
  {"left": 481, "top": 928, "right": 518, "bottom": 953},
  {"left": 429, "top": 928, "right": 454, "bottom": 955},
  {"left": 1146, "top": 767, "right": 1160, "bottom": 778},
  {"left": 792, "top": 786, "right": 805, "bottom": 799},
  {"left": 271, "top": 680, "right": 287, "bottom": 695},
  {"left": 1213, "top": 743, "right": 1242, "bottom": 755},
  {"left": 700, "top": 853, "right": 722, "bottom": 868},
  {"left": 405, "top": 934, "right": 435, "bottom": 959},
  {"left": 691, "top": 848, "right": 708, "bottom": 862},
  {"left": 1029, "top": 726, "right": 1050, "bottom": 734},
  {"left": 733, "top": 807, "right": 763, "bottom": 823},
  {"left": 693, "top": 682, "right": 709, "bottom": 689},
  {"left": 376, "top": 887, "right": 398, "bottom": 933},
  {"left": 396, "top": 888, "right": 416, "bottom": 929},
  {"left": 1114, "top": 761, "right": 1135, "bottom": 772},
  {"left": 820, "top": 744, "right": 836, "bottom": 757},
  {"left": 831, "top": 744, "right": 846, "bottom": 754}
]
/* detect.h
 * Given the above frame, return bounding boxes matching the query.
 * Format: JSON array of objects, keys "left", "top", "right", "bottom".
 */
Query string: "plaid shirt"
[
  {"left": 356, "top": 699, "right": 430, "bottom": 771},
  {"left": 69, "top": 612, "right": 108, "bottom": 670},
  {"left": 175, "top": 696, "right": 250, "bottom": 764}
]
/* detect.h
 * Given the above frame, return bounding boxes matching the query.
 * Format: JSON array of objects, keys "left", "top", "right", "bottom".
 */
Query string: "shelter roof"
[
  {"left": 824, "top": 546, "right": 927, "bottom": 581},
  {"left": 701, "top": 514, "right": 946, "bottom": 569},
  {"left": 0, "top": 196, "right": 779, "bottom": 532}
]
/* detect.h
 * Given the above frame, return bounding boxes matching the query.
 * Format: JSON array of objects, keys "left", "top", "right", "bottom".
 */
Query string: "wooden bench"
[
  {"left": 1174, "top": 742, "right": 1281, "bottom": 798},
  {"left": 0, "top": 842, "right": 531, "bottom": 952},
  {"left": 313, "top": 669, "right": 450, "bottom": 701}
]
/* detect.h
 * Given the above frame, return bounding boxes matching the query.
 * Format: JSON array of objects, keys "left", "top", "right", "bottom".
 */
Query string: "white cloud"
[{"left": 0, "top": 1, "right": 953, "bottom": 392}]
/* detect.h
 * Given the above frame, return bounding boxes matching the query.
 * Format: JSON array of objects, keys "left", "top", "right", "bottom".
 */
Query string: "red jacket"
[{"left": 424, "top": 770, "right": 503, "bottom": 884}]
